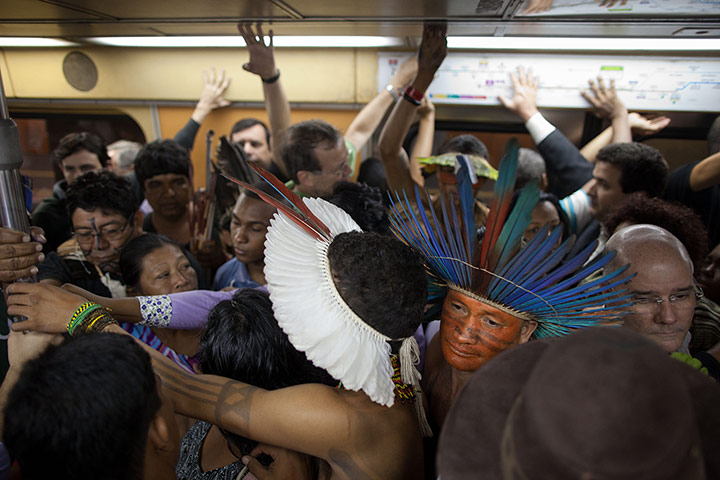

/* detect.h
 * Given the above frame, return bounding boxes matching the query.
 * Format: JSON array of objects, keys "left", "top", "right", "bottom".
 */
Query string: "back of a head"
[
  {"left": 230, "top": 118, "right": 271, "bottom": 145},
  {"left": 66, "top": 170, "right": 138, "bottom": 219},
  {"left": 3, "top": 333, "right": 160, "bottom": 480},
  {"left": 107, "top": 140, "right": 143, "bottom": 172},
  {"left": 281, "top": 119, "right": 341, "bottom": 183},
  {"left": 705, "top": 115, "right": 720, "bottom": 155},
  {"left": 326, "top": 181, "right": 391, "bottom": 235},
  {"left": 439, "top": 134, "right": 489, "bottom": 160},
  {"left": 134, "top": 139, "right": 190, "bottom": 187},
  {"left": 198, "top": 289, "right": 335, "bottom": 456},
  {"left": 327, "top": 231, "right": 427, "bottom": 341},
  {"left": 515, "top": 148, "right": 546, "bottom": 191},
  {"left": 53, "top": 132, "right": 110, "bottom": 167},
  {"left": 604, "top": 193, "right": 709, "bottom": 270},
  {"left": 595, "top": 142, "right": 668, "bottom": 198}
]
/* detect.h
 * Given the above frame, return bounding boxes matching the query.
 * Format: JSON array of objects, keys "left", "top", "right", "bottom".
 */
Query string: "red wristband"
[{"left": 404, "top": 86, "right": 424, "bottom": 103}]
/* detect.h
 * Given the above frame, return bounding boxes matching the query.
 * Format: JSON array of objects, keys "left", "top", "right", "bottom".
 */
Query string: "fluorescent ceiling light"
[
  {"left": 87, "top": 36, "right": 403, "bottom": 48},
  {"left": 0, "top": 37, "right": 78, "bottom": 47},
  {"left": 448, "top": 36, "right": 720, "bottom": 51}
]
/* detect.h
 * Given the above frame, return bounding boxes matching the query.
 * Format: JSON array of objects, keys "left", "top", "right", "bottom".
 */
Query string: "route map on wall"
[
  {"left": 377, "top": 53, "right": 720, "bottom": 112},
  {"left": 517, "top": 0, "right": 720, "bottom": 17}
]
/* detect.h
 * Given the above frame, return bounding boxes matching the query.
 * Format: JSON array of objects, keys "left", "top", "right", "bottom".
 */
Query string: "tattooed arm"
[{"left": 106, "top": 323, "right": 352, "bottom": 460}]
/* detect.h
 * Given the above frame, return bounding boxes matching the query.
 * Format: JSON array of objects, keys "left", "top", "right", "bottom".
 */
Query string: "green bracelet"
[{"left": 67, "top": 302, "right": 101, "bottom": 335}]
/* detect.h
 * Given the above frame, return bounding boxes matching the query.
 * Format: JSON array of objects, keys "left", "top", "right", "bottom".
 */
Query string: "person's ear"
[
  {"left": 131, "top": 210, "right": 144, "bottom": 235},
  {"left": 296, "top": 170, "right": 313, "bottom": 187},
  {"left": 540, "top": 172, "right": 549, "bottom": 191},
  {"left": 519, "top": 320, "right": 538, "bottom": 344},
  {"left": 125, "top": 285, "right": 139, "bottom": 297},
  {"left": 147, "top": 414, "right": 172, "bottom": 454}
]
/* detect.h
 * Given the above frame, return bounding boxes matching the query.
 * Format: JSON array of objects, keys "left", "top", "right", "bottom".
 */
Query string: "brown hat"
[{"left": 437, "top": 327, "right": 720, "bottom": 480}]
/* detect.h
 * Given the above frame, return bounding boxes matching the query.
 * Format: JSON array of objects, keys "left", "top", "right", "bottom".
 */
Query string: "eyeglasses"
[
  {"left": 74, "top": 218, "right": 132, "bottom": 247},
  {"left": 632, "top": 289, "right": 703, "bottom": 314}
]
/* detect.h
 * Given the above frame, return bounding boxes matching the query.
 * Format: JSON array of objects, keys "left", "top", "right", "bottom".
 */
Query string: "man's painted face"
[
  {"left": 440, "top": 288, "right": 537, "bottom": 372},
  {"left": 587, "top": 161, "right": 629, "bottom": 222},
  {"left": 143, "top": 173, "right": 192, "bottom": 220},
  {"left": 61, "top": 150, "right": 103, "bottom": 185},
  {"left": 437, "top": 165, "right": 487, "bottom": 205},
  {"left": 231, "top": 124, "right": 272, "bottom": 166},
  {"left": 72, "top": 208, "right": 140, "bottom": 273}
]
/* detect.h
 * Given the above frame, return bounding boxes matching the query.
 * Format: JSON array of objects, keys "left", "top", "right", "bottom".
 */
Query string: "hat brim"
[{"left": 437, "top": 330, "right": 720, "bottom": 480}]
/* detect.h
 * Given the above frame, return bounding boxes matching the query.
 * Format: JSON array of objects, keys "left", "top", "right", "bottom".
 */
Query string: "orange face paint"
[{"left": 440, "top": 289, "right": 532, "bottom": 372}]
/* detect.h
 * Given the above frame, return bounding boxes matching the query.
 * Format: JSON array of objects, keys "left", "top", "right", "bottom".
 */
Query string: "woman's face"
[
  {"left": 137, "top": 244, "right": 198, "bottom": 296},
  {"left": 522, "top": 200, "right": 561, "bottom": 245}
]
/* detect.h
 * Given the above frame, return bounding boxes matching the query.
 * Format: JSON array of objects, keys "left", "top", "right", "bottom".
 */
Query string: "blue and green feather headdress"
[{"left": 388, "top": 140, "right": 632, "bottom": 339}]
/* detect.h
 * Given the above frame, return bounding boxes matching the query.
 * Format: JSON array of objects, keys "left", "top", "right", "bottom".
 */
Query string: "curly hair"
[
  {"left": 604, "top": 192, "right": 709, "bottom": 270},
  {"left": 595, "top": 143, "right": 668, "bottom": 198},
  {"left": 327, "top": 231, "right": 427, "bottom": 341},
  {"left": 326, "top": 181, "right": 391, "bottom": 235},
  {"left": 66, "top": 170, "right": 138, "bottom": 219},
  {"left": 134, "top": 139, "right": 190, "bottom": 188},
  {"left": 53, "top": 132, "right": 110, "bottom": 167}
]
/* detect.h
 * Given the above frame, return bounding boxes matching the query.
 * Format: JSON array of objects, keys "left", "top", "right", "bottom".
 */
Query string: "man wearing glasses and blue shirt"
[{"left": 605, "top": 224, "right": 720, "bottom": 380}]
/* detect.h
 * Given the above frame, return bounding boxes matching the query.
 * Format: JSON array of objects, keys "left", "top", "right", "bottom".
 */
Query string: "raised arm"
[
  {"left": 344, "top": 57, "right": 418, "bottom": 180},
  {"left": 174, "top": 68, "right": 231, "bottom": 151},
  {"left": 499, "top": 67, "right": 593, "bottom": 197},
  {"left": 378, "top": 23, "right": 447, "bottom": 194},
  {"left": 408, "top": 94, "right": 436, "bottom": 186},
  {"left": 689, "top": 151, "right": 720, "bottom": 192},
  {"left": 581, "top": 77, "right": 631, "bottom": 144},
  {"left": 238, "top": 22, "right": 291, "bottom": 179},
  {"left": 580, "top": 113, "right": 671, "bottom": 163}
]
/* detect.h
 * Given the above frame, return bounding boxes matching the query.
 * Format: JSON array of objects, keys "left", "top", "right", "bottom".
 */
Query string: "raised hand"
[
  {"left": 597, "top": 0, "right": 628, "bottom": 7},
  {"left": 498, "top": 66, "right": 540, "bottom": 122},
  {"left": 417, "top": 93, "right": 435, "bottom": 119},
  {"left": 389, "top": 56, "right": 418, "bottom": 91},
  {"left": 417, "top": 22, "right": 448, "bottom": 76},
  {"left": 191, "top": 67, "right": 231, "bottom": 123},
  {"left": 628, "top": 112, "right": 671, "bottom": 136},
  {"left": 238, "top": 22, "right": 278, "bottom": 80},
  {"left": 581, "top": 76, "right": 628, "bottom": 120}
]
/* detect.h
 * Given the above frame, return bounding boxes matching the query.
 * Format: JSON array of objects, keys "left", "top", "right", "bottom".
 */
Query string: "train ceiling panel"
[{"left": 0, "top": 0, "right": 717, "bottom": 39}]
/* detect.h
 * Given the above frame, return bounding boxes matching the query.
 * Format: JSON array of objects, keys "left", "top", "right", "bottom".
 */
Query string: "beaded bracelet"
[{"left": 67, "top": 302, "right": 118, "bottom": 336}]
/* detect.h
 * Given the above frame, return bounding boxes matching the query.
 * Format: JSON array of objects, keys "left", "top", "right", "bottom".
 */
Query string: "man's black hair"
[
  {"left": 66, "top": 170, "right": 138, "bottom": 220},
  {"left": 199, "top": 289, "right": 335, "bottom": 456},
  {"left": 281, "top": 120, "right": 342, "bottom": 184},
  {"left": 119, "top": 233, "right": 186, "bottom": 290},
  {"left": 230, "top": 118, "right": 271, "bottom": 147},
  {"left": 134, "top": 139, "right": 191, "bottom": 188},
  {"left": 439, "top": 134, "right": 489, "bottom": 160},
  {"left": 53, "top": 132, "right": 110, "bottom": 167},
  {"left": 595, "top": 142, "right": 668, "bottom": 198},
  {"left": 327, "top": 232, "right": 427, "bottom": 341},
  {"left": 327, "top": 181, "right": 391, "bottom": 235},
  {"left": 3, "top": 333, "right": 160, "bottom": 480},
  {"left": 516, "top": 148, "right": 546, "bottom": 191}
]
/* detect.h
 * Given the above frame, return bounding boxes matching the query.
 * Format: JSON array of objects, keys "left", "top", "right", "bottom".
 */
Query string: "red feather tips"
[{"left": 221, "top": 172, "right": 330, "bottom": 242}]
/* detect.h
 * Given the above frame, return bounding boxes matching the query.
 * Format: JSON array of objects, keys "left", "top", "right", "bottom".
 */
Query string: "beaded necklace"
[{"left": 336, "top": 355, "right": 416, "bottom": 403}]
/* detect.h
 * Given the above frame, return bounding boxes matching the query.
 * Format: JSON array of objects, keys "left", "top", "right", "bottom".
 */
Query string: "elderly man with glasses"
[{"left": 605, "top": 224, "right": 720, "bottom": 379}]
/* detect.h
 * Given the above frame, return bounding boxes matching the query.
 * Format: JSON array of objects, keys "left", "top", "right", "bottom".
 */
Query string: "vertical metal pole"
[{"left": 0, "top": 69, "right": 31, "bottom": 236}]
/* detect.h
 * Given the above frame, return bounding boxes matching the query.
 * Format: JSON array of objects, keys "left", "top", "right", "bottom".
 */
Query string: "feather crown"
[
  {"left": 388, "top": 140, "right": 633, "bottom": 338},
  {"left": 223, "top": 162, "right": 433, "bottom": 437}
]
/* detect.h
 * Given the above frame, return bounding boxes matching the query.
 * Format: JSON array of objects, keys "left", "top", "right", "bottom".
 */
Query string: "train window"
[{"left": 11, "top": 112, "right": 145, "bottom": 209}]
